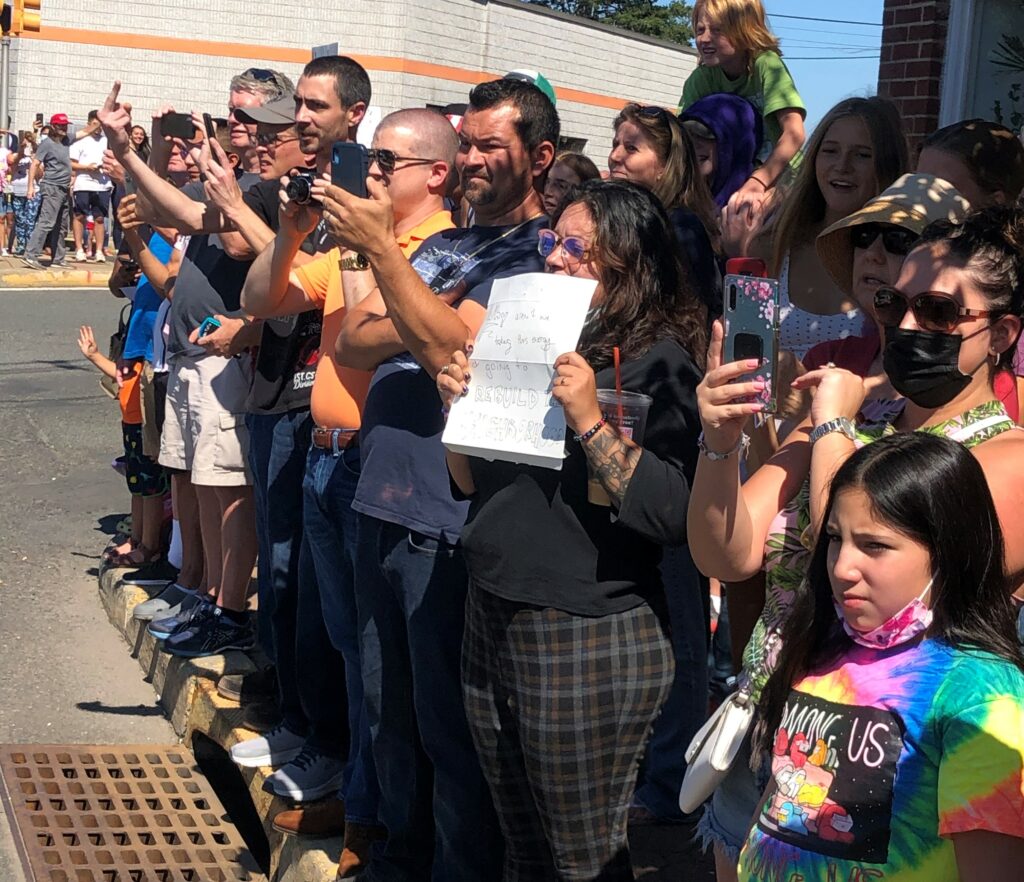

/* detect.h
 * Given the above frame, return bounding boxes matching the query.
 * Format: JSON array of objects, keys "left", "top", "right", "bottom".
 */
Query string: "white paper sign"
[{"left": 442, "top": 272, "right": 597, "bottom": 469}]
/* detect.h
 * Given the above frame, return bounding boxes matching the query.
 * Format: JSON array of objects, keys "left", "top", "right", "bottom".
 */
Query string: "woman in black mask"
[{"left": 685, "top": 206, "right": 1024, "bottom": 864}]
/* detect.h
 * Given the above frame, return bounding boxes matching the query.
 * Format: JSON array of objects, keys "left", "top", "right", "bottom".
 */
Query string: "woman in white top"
[
  {"left": 725, "top": 97, "right": 910, "bottom": 361},
  {"left": 7, "top": 132, "right": 40, "bottom": 256}
]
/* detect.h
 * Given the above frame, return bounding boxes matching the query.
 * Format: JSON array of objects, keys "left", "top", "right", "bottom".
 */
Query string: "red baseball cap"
[{"left": 49, "top": 113, "right": 69, "bottom": 126}]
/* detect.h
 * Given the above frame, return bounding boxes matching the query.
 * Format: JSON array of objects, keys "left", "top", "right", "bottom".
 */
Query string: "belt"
[{"left": 311, "top": 426, "right": 359, "bottom": 454}]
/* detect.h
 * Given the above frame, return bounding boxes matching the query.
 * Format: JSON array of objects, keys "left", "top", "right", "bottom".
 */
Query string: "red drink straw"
[{"left": 613, "top": 346, "right": 624, "bottom": 425}]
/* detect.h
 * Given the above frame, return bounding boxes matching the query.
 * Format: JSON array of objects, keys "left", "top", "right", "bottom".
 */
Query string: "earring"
[{"left": 990, "top": 350, "right": 1001, "bottom": 366}]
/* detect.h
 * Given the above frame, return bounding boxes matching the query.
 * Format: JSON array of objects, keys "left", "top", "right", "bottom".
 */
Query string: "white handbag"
[{"left": 678, "top": 688, "right": 755, "bottom": 813}]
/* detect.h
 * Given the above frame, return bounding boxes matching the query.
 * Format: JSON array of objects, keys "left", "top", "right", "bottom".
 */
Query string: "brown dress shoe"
[
  {"left": 337, "top": 823, "right": 387, "bottom": 879},
  {"left": 272, "top": 798, "right": 346, "bottom": 838}
]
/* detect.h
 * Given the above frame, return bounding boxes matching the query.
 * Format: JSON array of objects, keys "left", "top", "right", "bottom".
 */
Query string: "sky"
[{"left": 761, "top": 0, "right": 886, "bottom": 132}]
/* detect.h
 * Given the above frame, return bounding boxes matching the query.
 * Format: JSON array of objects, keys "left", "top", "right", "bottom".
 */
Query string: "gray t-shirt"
[
  {"left": 33, "top": 136, "right": 71, "bottom": 188},
  {"left": 167, "top": 174, "right": 260, "bottom": 359}
]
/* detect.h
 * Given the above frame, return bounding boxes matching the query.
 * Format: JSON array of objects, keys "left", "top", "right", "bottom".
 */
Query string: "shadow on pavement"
[{"left": 75, "top": 699, "right": 166, "bottom": 717}]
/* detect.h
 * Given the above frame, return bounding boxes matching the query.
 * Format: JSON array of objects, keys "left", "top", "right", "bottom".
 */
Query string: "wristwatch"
[
  {"left": 340, "top": 253, "right": 370, "bottom": 271},
  {"left": 809, "top": 417, "right": 857, "bottom": 445},
  {"left": 698, "top": 431, "right": 750, "bottom": 461}
]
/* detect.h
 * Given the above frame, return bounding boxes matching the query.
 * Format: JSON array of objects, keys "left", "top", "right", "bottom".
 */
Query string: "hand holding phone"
[
  {"left": 160, "top": 112, "right": 197, "bottom": 140},
  {"left": 722, "top": 258, "right": 779, "bottom": 415},
  {"left": 331, "top": 141, "right": 369, "bottom": 199},
  {"left": 197, "top": 316, "right": 222, "bottom": 339}
]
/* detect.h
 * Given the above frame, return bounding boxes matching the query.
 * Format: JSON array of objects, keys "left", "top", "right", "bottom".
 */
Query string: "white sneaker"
[
  {"left": 75, "top": 249, "right": 86, "bottom": 262},
  {"left": 230, "top": 725, "right": 304, "bottom": 769},
  {"left": 94, "top": 251, "right": 107, "bottom": 263},
  {"left": 262, "top": 747, "right": 346, "bottom": 801}
]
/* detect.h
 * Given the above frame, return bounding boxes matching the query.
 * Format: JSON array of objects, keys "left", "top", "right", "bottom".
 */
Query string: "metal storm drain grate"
[{"left": 0, "top": 745, "right": 266, "bottom": 882}]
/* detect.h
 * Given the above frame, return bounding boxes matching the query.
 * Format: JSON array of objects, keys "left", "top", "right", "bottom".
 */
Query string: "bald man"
[{"left": 239, "top": 107, "right": 459, "bottom": 875}]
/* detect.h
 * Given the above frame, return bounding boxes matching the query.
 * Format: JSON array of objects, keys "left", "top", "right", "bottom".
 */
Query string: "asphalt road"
[{"left": 0, "top": 287, "right": 174, "bottom": 880}]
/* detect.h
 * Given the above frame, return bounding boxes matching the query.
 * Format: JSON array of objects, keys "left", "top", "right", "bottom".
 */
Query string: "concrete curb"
[
  {"left": 0, "top": 258, "right": 114, "bottom": 289},
  {"left": 97, "top": 562, "right": 340, "bottom": 882}
]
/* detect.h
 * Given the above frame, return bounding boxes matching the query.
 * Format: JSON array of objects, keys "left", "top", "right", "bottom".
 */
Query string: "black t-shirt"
[
  {"left": 460, "top": 337, "right": 702, "bottom": 616},
  {"left": 352, "top": 217, "right": 548, "bottom": 542},
  {"left": 243, "top": 178, "right": 325, "bottom": 414},
  {"left": 167, "top": 174, "right": 260, "bottom": 358},
  {"left": 671, "top": 207, "right": 722, "bottom": 318}
]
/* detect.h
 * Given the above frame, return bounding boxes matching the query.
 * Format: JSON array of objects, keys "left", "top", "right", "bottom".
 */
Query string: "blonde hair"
[{"left": 693, "top": 0, "right": 780, "bottom": 61}]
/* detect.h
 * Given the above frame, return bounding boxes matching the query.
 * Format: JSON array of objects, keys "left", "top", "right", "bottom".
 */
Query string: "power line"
[
  {"left": 784, "top": 54, "right": 881, "bottom": 60},
  {"left": 773, "top": 23, "right": 883, "bottom": 38},
  {"left": 768, "top": 12, "right": 882, "bottom": 27}
]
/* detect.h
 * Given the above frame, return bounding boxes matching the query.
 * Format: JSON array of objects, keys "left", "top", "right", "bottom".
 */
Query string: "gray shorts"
[{"left": 696, "top": 727, "right": 768, "bottom": 859}]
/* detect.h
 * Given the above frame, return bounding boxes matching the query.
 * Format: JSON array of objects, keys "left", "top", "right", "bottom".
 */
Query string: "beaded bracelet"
[{"left": 574, "top": 418, "right": 606, "bottom": 444}]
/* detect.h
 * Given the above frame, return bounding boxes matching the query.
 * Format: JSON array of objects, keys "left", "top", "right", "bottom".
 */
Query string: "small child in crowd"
[{"left": 680, "top": 0, "right": 805, "bottom": 213}]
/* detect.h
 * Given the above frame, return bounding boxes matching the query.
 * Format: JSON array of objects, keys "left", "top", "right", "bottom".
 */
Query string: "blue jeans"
[
  {"left": 354, "top": 514, "right": 502, "bottom": 882},
  {"left": 303, "top": 444, "right": 379, "bottom": 827},
  {"left": 246, "top": 409, "right": 335, "bottom": 739},
  {"left": 634, "top": 545, "right": 710, "bottom": 820}
]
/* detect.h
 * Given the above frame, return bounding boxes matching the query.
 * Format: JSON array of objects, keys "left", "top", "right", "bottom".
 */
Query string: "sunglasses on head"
[
  {"left": 368, "top": 148, "right": 437, "bottom": 174},
  {"left": 849, "top": 223, "right": 919, "bottom": 256},
  {"left": 538, "top": 229, "right": 590, "bottom": 262},
  {"left": 245, "top": 68, "right": 279, "bottom": 84},
  {"left": 873, "top": 286, "right": 994, "bottom": 333},
  {"left": 627, "top": 104, "right": 677, "bottom": 127}
]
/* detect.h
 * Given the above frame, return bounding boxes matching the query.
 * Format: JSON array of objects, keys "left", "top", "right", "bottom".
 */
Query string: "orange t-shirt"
[
  {"left": 118, "top": 359, "right": 144, "bottom": 425},
  {"left": 295, "top": 209, "right": 454, "bottom": 430}
]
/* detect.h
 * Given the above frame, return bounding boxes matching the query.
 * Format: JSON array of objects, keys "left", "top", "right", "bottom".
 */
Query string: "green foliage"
[{"left": 526, "top": 1, "right": 695, "bottom": 46}]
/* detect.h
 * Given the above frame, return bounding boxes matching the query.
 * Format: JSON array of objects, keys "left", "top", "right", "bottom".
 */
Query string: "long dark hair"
[
  {"left": 554, "top": 178, "right": 707, "bottom": 369},
  {"left": 755, "top": 432, "right": 1023, "bottom": 758},
  {"left": 921, "top": 119, "right": 1024, "bottom": 205}
]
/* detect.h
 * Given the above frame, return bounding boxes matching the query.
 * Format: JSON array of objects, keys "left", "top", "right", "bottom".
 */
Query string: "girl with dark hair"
[
  {"left": 687, "top": 205, "right": 1024, "bottom": 879},
  {"left": 129, "top": 125, "right": 151, "bottom": 163},
  {"left": 740, "top": 432, "right": 1024, "bottom": 880},
  {"left": 609, "top": 103, "right": 722, "bottom": 314},
  {"left": 542, "top": 150, "right": 600, "bottom": 216},
  {"left": 437, "top": 179, "right": 706, "bottom": 881}
]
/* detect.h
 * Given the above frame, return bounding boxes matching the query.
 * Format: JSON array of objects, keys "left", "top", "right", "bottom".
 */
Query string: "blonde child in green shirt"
[{"left": 681, "top": 0, "right": 806, "bottom": 216}]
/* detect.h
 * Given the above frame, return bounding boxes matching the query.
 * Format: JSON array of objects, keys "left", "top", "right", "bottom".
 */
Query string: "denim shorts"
[{"left": 695, "top": 726, "right": 768, "bottom": 859}]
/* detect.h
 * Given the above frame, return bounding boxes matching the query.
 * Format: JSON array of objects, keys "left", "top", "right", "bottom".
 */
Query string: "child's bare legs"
[{"left": 173, "top": 473, "right": 205, "bottom": 590}]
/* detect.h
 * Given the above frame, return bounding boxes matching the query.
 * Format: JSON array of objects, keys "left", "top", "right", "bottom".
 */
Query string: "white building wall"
[{"left": 7, "top": 0, "right": 696, "bottom": 163}]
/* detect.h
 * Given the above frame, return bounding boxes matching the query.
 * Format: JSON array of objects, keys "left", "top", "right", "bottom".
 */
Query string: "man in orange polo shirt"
[{"left": 240, "top": 107, "right": 456, "bottom": 877}]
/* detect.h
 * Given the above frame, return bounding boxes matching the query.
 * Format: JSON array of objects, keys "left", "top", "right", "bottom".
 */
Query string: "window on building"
[{"left": 558, "top": 136, "right": 587, "bottom": 153}]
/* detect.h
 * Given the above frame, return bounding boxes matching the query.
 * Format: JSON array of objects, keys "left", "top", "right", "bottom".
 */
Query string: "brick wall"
[
  {"left": 6, "top": 0, "right": 698, "bottom": 163},
  {"left": 877, "top": 0, "right": 950, "bottom": 146}
]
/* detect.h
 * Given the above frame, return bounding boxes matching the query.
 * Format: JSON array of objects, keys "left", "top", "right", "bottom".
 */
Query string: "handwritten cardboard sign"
[{"left": 442, "top": 272, "right": 596, "bottom": 469}]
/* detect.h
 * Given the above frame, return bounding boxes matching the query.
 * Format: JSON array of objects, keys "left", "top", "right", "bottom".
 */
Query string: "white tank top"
[{"left": 778, "top": 252, "right": 863, "bottom": 361}]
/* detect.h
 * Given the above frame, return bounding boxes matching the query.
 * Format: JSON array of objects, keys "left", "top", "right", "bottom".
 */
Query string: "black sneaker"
[
  {"left": 163, "top": 607, "right": 254, "bottom": 658},
  {"left": 121, "top": 559, "right": 180, "bottom": 587}
]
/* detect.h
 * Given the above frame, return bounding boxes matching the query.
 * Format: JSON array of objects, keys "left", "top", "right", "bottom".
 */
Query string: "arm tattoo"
[{"left": 582, "top": 423, "right": 642, "bottom": 507}]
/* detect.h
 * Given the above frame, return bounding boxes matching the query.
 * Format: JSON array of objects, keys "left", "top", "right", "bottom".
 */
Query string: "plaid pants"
[{"left": 462, "top": 585, "right": 675, "bottom": 882}]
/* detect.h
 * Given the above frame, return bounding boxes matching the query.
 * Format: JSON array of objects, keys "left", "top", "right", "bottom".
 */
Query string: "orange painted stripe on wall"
[{"left": 24, "top": 26, "right": 632, "bottom": 111}]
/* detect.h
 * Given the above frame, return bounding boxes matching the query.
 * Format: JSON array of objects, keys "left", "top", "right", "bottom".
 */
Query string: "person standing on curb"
[{"left": 23, "top": 112, "right": 72, "bottom": 270}]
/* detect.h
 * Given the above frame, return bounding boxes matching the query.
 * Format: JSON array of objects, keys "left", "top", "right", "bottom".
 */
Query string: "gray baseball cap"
[{"left": 233, "top": 93, "right": 295, "bottom": 126}]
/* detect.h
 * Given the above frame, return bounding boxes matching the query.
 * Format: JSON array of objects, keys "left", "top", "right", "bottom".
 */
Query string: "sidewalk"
[{"left": 0, "top": 252, "right": 115, "bottom": 288}]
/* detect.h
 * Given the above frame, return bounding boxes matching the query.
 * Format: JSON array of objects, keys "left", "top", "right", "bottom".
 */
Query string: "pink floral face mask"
[{"left": 833, "top": 579, "right": 934, "bottom": 649}]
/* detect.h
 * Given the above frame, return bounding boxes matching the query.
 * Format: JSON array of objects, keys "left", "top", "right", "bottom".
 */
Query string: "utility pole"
[{"left": 0, "top": 3, "right": 10, "bottom": 133}]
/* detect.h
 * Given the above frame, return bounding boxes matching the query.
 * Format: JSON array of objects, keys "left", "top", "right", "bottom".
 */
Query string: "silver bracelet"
[{"left": 698, "top": 431, "right": 750, "bottom": 461}]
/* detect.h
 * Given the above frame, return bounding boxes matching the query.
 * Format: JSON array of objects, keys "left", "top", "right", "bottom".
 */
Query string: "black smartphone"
[
  {"left": 202, "top": 113, "right": 216, "bottom": 141},
  {"left": 331, "top": 141, "right": 369, "bottom": 198},
  {"left": 161, "top": 112, "right": 197, "bottom": 140}
]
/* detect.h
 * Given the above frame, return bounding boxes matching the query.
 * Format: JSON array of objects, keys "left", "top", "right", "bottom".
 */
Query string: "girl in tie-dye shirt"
[{"left": 741, "top": 433, "right": 1024, "bottom": 882}]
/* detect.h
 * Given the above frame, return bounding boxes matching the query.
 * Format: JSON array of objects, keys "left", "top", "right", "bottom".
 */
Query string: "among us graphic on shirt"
[{"left": 758, "top": 693, "right": 904, "bottom": 863}]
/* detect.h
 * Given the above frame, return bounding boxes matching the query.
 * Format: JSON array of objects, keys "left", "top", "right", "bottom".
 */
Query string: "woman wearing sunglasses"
[
  {"left": 609, "top": 102, "right": 722, "bottom": 315},
  {"left": 436, "top": 179, "right": 707, "bottom": 881},
  {"left": 687, "top": 205, "right": 1024, "bottom": 879}
]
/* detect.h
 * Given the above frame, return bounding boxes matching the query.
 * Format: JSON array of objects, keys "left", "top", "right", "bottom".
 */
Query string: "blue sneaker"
[
  {"left": 147, "top": 593, "right": 211, "bottom": 639},
  {"left": 163, "top": 607, "right": 254, "bottom": 659}
]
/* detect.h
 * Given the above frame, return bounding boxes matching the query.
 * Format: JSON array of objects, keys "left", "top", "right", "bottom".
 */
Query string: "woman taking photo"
[
  {"left": 438, "top": 179, "right": 707, "bottom": 881},
  {"left": 688, "top": 206, "right": 1024, "bottom": 879},
  {"left": 740, "top": 432, "right": 1024, "bottom": 880},
  {"left": 608, "top": 103, "right": 721, "bottom": 314}
]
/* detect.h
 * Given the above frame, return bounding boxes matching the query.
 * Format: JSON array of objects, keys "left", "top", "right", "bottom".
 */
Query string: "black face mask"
[{"left": 883, "top": 327, "right": 984, "bottom": 408}]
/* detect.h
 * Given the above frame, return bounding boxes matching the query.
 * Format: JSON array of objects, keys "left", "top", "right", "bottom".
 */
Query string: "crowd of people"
[{"left": 64, "top": 0, "right": 1024, "bottom": 880}]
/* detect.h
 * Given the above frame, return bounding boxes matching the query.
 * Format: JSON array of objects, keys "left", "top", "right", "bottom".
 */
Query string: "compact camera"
[{"left": 285, "top": 169, "right": 318, "bottom": 205}]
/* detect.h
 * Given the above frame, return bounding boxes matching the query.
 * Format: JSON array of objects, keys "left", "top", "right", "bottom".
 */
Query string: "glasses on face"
[
  {"left": 873, "top": 286, "right": 994, "bottom": 333},
  {"left": 368, "top": 148, "right": 437, "bottom": 174},
  {"left": 255, "top": 131, "right": 299, "bottom": 148},
  {"left": 538, "top": 229, "right": 590, "bottom": 262},
  {"left": 849, "top": 223, "right": 919, "bottom": 256}
]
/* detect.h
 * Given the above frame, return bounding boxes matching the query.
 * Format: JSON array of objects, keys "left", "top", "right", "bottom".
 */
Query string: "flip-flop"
[{"left": 108, "top": 549, "right": 161, "bottom": 569}]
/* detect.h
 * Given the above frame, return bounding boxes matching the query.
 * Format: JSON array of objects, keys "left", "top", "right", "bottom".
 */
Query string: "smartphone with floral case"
[{"left": 722, "top": 258, "right": 779, "bottom": 414}]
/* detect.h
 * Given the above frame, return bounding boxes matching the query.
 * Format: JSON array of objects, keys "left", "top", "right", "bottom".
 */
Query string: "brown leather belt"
[{"left": 311, "top": 426, "right": 359, "bottom": 453}]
